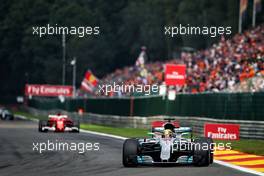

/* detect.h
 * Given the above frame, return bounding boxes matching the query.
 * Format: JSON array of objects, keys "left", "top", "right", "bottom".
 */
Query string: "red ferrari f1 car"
[{"left": 38, "top": 114, "right": 80, "bottom": 133}]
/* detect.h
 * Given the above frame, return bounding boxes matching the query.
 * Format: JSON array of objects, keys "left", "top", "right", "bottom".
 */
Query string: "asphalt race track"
[{"left": 0, "top": 119, "right": 255, "bottom": 176}]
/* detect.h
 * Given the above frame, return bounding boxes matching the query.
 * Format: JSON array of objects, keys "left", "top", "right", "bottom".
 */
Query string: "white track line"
[
  {"left": 80, "top": 129, "right": 127, "bottom": 140},
  {"left": 15, "top": 115, "right": 27, "bottom": 120},
  {"left": 214, "top": 160, "right": 264, "bottom": 176},
  {"left": 15, "top": 115, "right": 39, "bottom": 122},
  {"left": 82, "top": 129, "right": 264, "bottom": 176},
  {"left": 17, "top": 115, "right": 264, "bottom": 176}
]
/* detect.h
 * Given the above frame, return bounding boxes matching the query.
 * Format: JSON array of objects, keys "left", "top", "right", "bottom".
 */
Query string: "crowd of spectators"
[{"left": 98, "top": 25, "right": 264, "bottom": 96}]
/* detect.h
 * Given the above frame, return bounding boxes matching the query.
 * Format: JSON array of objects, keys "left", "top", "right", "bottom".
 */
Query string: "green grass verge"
[
  {"left": 215, "top": 139, "right": 264, "bottom": 156},
  {"left": 80, "top": 124, "right": 148, "bottom": 138},
  {"left": 15, "top": 110, "right": 264, "bottom": 155},
  {"left": 14, "top": 111, "right": 48, "bottom": 121}
]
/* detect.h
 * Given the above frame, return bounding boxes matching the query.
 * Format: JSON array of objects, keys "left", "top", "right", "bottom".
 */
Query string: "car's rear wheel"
[
  {"left": 72, "top": 120, "right": 80, "bottom": 133},
  {"left": 123, "top": 139, "right": 138, "bottom": 167},
  {"left": 207, "top": 137, "right": 214, "bottom": 164},
  {"left": 193, "top": 137, "right": 211, "bottom": 167}
]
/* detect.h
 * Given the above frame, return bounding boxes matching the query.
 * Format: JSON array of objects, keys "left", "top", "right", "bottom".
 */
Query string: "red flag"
[
  {"left": 85, "top": 71, "right": 98, "bottom": 87},
  {"left": 80, "top": 70, "right": 99, "bottom": 93}
]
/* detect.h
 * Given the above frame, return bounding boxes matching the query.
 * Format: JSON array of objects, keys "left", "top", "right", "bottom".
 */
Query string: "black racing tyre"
[
  {"left": 8, "top": 115, "right": 14, "bottom": 120},
  {"left": 193, "top": 137, "right": 210, "bottom": 167},
  {"left": 207, "top": 137, "right": 214, "bottom": 164},
  {"left": 38, "top": 120, "right": 46, "bottom": 132},
  {"left": 72, "top": 120, "right": 80, "bottom": 133},
  {"left": 5, "top": 115, "right": 14, "bottom": 120},
  {"left": 122, "top": 139, "right": 138, "bottom": 167},
  {"left": 1, "top": 114, "right": 7, "bottom": 120}
]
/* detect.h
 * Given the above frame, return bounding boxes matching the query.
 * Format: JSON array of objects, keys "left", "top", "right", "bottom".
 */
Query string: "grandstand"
[{"left": 99, "top": 25, "right": 264, "bottom": 96}]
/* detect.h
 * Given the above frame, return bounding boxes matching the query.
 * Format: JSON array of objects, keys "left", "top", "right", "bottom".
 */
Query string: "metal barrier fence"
[
  {"left": 27, "top": 107, "right": 264, "bottom": 139},
  {"left": 28, "top": 92, "right": 264, "bottom": 121}
]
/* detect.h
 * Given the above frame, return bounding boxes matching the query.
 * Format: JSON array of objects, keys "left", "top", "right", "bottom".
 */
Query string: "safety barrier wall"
[{"left": 28, "top": 92, "right": 264, "bottom": 121}]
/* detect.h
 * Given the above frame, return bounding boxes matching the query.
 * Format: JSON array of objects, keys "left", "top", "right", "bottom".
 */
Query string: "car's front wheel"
[
  {"left": 123, "top": 139, "right": 138, "bottom": 167},
  {"left": 38, "top": 120, "right": 47, "bottom": 132},
  {"left": 193, "top": 137, "right": 211, "bottom": 167}
]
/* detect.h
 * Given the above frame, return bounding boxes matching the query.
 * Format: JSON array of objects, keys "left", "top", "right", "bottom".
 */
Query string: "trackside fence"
[
  {"left": 27, "top": 107, "right": 264, "bottom": 139},
  {"left": 28, "top": 92, "right": 264, "bottom": 121}
]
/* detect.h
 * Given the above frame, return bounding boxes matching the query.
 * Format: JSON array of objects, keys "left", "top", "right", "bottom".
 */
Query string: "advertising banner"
[
  {"left": 204, "top": 123, "right": 240, "bottom": 140},
  {"left": 25, "top": 84, "right": 73, "bottom": 97},
  {"left": 165, "top": 64, "right": 186, "bottom": 86}
]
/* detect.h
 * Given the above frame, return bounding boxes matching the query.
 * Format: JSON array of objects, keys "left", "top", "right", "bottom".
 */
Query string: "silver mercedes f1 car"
[{"left": 123, "top": 119, "right": 214, "bottom": 167}]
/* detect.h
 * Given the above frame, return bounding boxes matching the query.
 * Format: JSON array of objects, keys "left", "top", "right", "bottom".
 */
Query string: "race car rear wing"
[
  {"left": 152, "top": 126, "right": 192, "bottom": 133},
  {"left": 174, "top": 127, "right": 192, "bottom": 133},
  {"left": 151, "top": 121, "right": 180, "bottom": 128},
  {"left": 48, "top": 115, "right": 68, "bottom": 119}
]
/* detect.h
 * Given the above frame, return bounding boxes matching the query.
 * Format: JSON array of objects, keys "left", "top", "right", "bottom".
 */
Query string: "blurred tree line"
[{"left": 0, "top": 0, "right": 263, "bottom": 98}]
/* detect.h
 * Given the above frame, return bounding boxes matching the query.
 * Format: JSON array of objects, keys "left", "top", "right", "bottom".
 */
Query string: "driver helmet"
[{"left": 164, "top": 129, "right": 172, "bottom": 138}]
